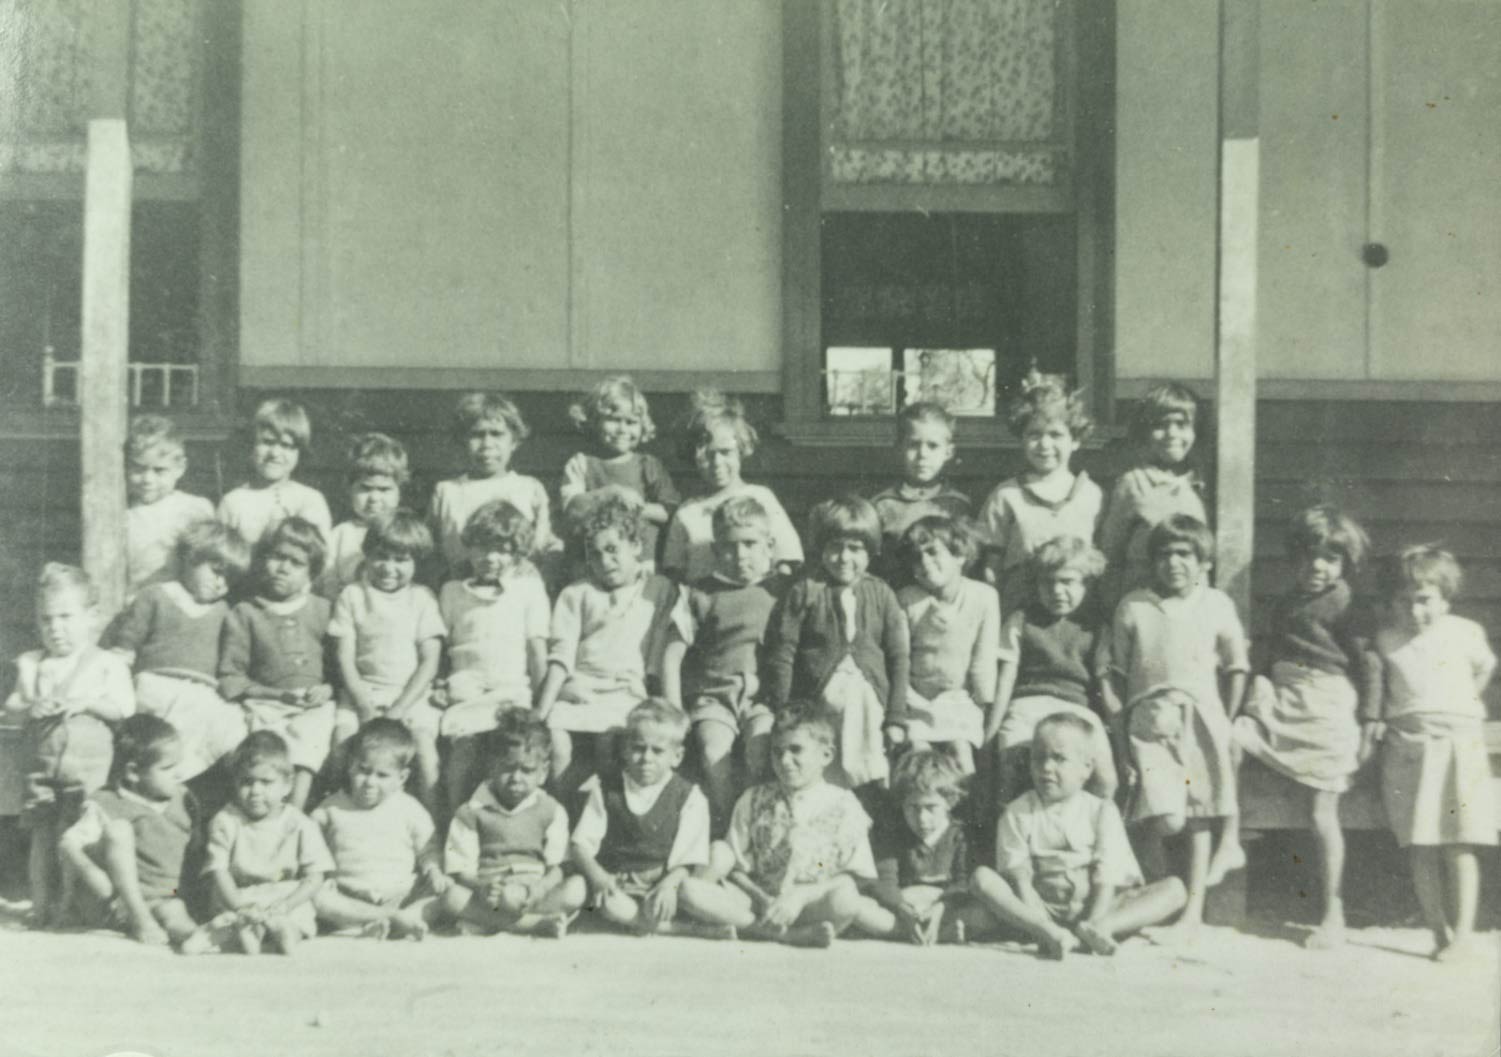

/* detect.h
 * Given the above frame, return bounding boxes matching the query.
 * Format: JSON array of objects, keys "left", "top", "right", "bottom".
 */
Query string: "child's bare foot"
[
  {"left": 1075, "top": 920, "right": 1118, "bottom": 956},
  {"left": 1205, "top": 842, "right": 1247, "bottom": 887},
  {"left": 1145, "top": 919, "right": 1201, "bottom": 948},
  {"left": 131, "top": 918, "right": 171, "bottom": 947},
  {"left": 1037, "top": 925, "right": 1072, "bottom": 961},
  {"left": 1304, "top": 908, "right": 1346, "bottom": 951},
  {"left": 360, "top": 918, "right": 392, "bottom": 941},
  {"left": 533, "top": 913, "right": 570, "bottom": 939},
  {"left": 265, "top": 919, "right": 300, "bottom": 955},
  {"left": 661, "top": 920, "right": 737, "bottom": 941},
  {"left": 782, "top": 921, "right": 837, "bottom": 948},
  {"left": 744, "top": 921, "right": 788, "bottom": 943},
  {"left": 919, "top": 912, "right": 943, "bottom": 947},
  {"left": 390, "top": 908, "right": 428, "bottom": 941},
  {"left": 938, "top": 917, "right": 967, "bottom": 946},
  {"left": 1433, "top": 933, "right": 1486, "bottom": 964},
  {"left": 236, "top": 923, "right": 263, "bottom": 955}
]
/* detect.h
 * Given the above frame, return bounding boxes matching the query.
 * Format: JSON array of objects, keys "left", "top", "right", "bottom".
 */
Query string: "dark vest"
[
  {"left": 596, "top": 772, "right": 693, "bottom": 874},
  {"left": 473, "top": 793, "right": 559, "bottom": 881},
  {"left": 93, "top": 788, "right": 197, "bottom": 903}
]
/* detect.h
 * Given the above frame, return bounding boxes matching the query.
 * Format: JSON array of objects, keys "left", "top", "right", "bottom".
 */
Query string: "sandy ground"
[{"left": 1, "top": 904, "right": 1497, "bottom": 1057}]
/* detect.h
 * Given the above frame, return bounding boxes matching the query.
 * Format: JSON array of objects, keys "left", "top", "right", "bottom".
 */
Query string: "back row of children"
[{"left": 9, "top": 374, "right": 1494, "bottom": 963}]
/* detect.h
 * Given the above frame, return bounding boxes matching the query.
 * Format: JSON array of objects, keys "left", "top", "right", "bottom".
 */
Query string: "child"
[
  {"left": 5, "top": 564, "right": 135, "bottom": 927},
  {"left": 435, "top": 499, "right": 551, "bottom": 812},
  {"left": 58, "top": 714, "right": 214, "bottom": 951},
  {"left": 204, "top": 731, "right": 334, "bottom": 954},
  {"left": 661, "top": 495, "right": 789, "bottom": 831},
  {"left": 1368, "top": 546, "right": 1496, "bottom": 962},
  {"left": 536, "top": 496, "right": 677, "bottom": 792},
  {"left": 440, "top": 708, "right": 584, "bottom": 937},
  {"left": 1229, "top": 506, "right": 1376, "bottom": 949},
  {"left": 311, "top": 718, "right": 449, "bottom": 940},
  {"left": 858, "top": 750, "right": 988, "bottom": 945},
  {"left": 869, "top": 402, "right": 972, "bottom": 586},
  {"left": 1101, "top": 515, "right": 1249, "bottom": 940},
  {"left": 971, "top": 713, "right": 1186, "bottom": 958},
  {"left": 568, "top": 699, "right": 744, "bottom": 938},
  {"left": 105, "top": 519, "right": 252, "bottom": 783},
  {"left": 897, "top": 516, "right": 999, "bottom": 775},
  {"left": 124, "top": 414, "right": 215, "bottom": 599},
  {"left": 662, "top": 389, "right": 802, "bottom": 582},
  {"left": 978, "top": 371, "right": 1102, "bottom": 619},
  {"left": 218, "top": 517, "right": 334, "bottom": 809},
  {"left": 329, "top": 510, "right": 445, "bottom": 812},
  {"left": 711, "top": 706, "right": 875, "bottom": 948},
  {"left": 428, "top": 392, "right": 557, "bottom": 583},
  {"left": 764, "top": 495, "right": 910, "bottom": 795},
  {"left": 216, "top": 398, "right": 333, "bottom": 549},
  {"left": 1098, "top": 382, "right": 1208, "bottom": 609},
  {"left": 317, "top": 432, "right": 409, "bottom": 599},
  {"left": 988, "top": 536, "right": 1117, "bottom": 808},
  {"left": 560, "top": 375, "right": 680, "bottom": 569}
]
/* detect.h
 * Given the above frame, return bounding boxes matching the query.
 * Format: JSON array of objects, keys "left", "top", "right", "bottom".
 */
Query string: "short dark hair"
[
  {"left": 110, "top": 714, "right": 180, "bottom": 783},
  {"left": 259, "top": 516, "right": 328, "bottom": 578},
  {"left": 251, "top": 398, "right": 313, "bottom": 451},
  {"left": 346, "top": 432, "right": 410, "bottom": 485},
  {"left": 492, "top": 707, "right": 552, "bottom": 766},
  {"left": 771, "top": 703, "right": 837, "bottom": 749},
  {"left": 177, "top": 519, "right": 252, "bottom": 581},
  {"left": 899, "top": 515, "right": 978, "bottom": 568},
  {"left": 808, "top": 494, "right": 882, "bottom": 555},
  {"left": 1287, "top": 504, "right": 1369, "bottom": 572},
  {"left": 454, "top": 392, "right": 529, "bottom": 442},
  {"left": 460, "top": 499, "right": 535, "bottom": 556},
  {"left": 1147, "top": 514, "right": 1215, "bottom": 564},
  {"left": 348, "top": 717, "right": 416, "bottom": 770},
  {"left": 363, "top": 508, "right": 434, "bottom": 562},
  {"left": 1129, "top": 382, "right": 1199, "bottom": 445},
  {"left": 230, "top": 730, "right": 294, "bottom": 779}
]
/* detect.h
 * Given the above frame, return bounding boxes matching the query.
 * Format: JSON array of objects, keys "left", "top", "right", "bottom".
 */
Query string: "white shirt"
[{"left": 570, "top": 772, "right": 711, "bottom": 871}]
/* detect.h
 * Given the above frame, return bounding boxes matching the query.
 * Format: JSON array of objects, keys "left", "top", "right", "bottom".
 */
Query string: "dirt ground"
[{"left": 1, "top": 898, "right": 1496, "bottom": 1057}]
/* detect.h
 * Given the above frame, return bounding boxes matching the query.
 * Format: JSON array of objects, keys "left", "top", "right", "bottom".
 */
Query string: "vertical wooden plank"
[
  {"left": 780, "top": 0, "right": 823, "bottom": 422},
  {"left": 196, "top": 0, "right": 239, "bottom": 413}
]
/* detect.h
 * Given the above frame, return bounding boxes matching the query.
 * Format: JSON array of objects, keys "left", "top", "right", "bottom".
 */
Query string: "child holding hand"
[
  {"left": 123, "top": 415, "right": 215, "bottom": 599},
  {"left": 216, "top": 398, "right": 332, "bottom": 549},
  {"left": 317, "top": 433, "right": 408, "bottom": 599},
  {"left": 869, "top": 403, "right": 971, "bottom": 586}
]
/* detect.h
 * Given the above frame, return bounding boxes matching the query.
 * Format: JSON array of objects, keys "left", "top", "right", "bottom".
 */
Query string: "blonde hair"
[{"left": 569, "top": 375, "right": 656, "bottom": 445}]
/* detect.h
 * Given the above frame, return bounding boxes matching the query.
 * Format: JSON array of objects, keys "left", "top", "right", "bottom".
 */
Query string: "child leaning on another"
[
  {"left": 317, "top": 432, "right": 409, "bottom": 600},
  {"left": 123, "top": 414, "right": 215, "bottom": 600},
  {"left": 216, "top": 398, "right": 332, "bottom": 550},
  {"left": 869, "top": 402, "right": 972, "bottom": 587}
]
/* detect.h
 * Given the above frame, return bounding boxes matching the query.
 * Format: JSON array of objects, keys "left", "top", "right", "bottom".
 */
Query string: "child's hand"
[
  {"left": 30, "top": 697, "right": 66, "bottom": 719},
  {"left": 1358, "top": 722, "right": 1386, "bottom": 765},
  {"left": 643, "top": 878, "right": 681, "bottom": 926},
  {"left": 884, "top": 724, "right": 908, "bottom": 748},
  {"left": 280, "top": 688, "right": 307, "bottom": 706},
  {"left": 422, "top": 864, "right": 453, "bottom": 896},
  {"left": 304, "top": 684, "right": 334, "bottom": 708},
  {"left": 429, "top": 681, "right": 450, "bottom": 710},
  {"left": 895, "top": 902, "right": 927, "bottom": 944},
  {"left": 131, "top": 916, "right": 171, "bottom": 947},
  {"left": 760, "top": 890, "right": 805, "bottom": 930}
]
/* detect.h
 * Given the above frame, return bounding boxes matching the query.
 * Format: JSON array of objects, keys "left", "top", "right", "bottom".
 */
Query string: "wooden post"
[{"left": 80, "top": 119, "right": 133, "bottom": 618}]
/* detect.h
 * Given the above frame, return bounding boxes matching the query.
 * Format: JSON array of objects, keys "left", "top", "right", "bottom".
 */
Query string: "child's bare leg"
[
  {"left": 696, "top": 721, "right": 738, "bottom": 834},
  {"left": 549, "top": 729, "right": 573, "bottom": 785},
  {"left": 315, "top": 886, "right": 397, "bottom": 937},
  {"left": 290, "top": 768, "right": 314, "bottom": 810},
  {"left": 595, "top": 887, "right": 646, "bottom": 930},
  {"left": 852, "top": 897, "right": 899, "bottom": 939},
  {"left": 676, "top": 877, "right": 749, "bottom": 932},
  {"left": 151, "top": 898, "right": 206, "bottom": 950},
  {"left": 443, "top": 886, "right": 514, "bottom": 934},
  {"left": 264, "top": 915, "right": 303, "bottom": 955},
  {"left": 781, "top": 877, "right": 861, "bottom": 948},
  {"left": 1151, "top": 822, "right": 1211, "bottom": 943},
  {"left": 1434, "top": 846, "right": 1482, "bottom": 962},
  {"left": 1079, "top": 878, "right": 1187, "bottom": 954},
  {"left": 100, "top": 820, "right": 169, "bottom": 946},
  {"left": 969, "top": 866, "right": 1073, "bottom": 959},
  {"left": 1206, "top": 814, "right": 1246, "bottom": 887},
  {"left": 1305, "top": 789, "right": 1347, "bottom": 949},
  {"left": 1407, "top": 845, "right": 1449, "bottom": 953},
  {"left": 947, "top": 740, "right": 975, "bottom": 776},
  {"left": 413, "top": 736, "right": 441, "bottom": 817},
  {"left": 26, "top": 820, "right": 60, "bottom": 927},
  {"left": 512, "top": 874, "right": 586, "bottom": 937}
]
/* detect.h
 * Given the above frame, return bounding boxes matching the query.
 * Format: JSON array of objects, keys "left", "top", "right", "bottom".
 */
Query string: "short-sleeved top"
[
  {"left": 429, "top": 473, "right": 556, "bottom": 576},
  {"left": 104, "top": 581, "right": 228, "bottom": 683},
  {"left": 560, "top": 451, "right": 680, "bottom": 561},
  {"left": 127, "top": 490, "right": 215, "bottom": 599},
  {"left": 672, "top": 572, "right": 789, "bottom": 689},
  {"left": 661, "top": 484, "right": 803, "bottom": 583},
  {"left": 548, "top": 573, "right": 677, "bottom": 682},
  {"left": 871, "top": 822, "right": 973, "bottom": 910},
  {"left": 444, "top": 784, "right": 569, "bottom": 878},
  {"left": 571, "top": 771, "right": 711, "bottom": 873},
  {"left": 328, "top": 582, "right": 445, "bottom": 692},
  {"left": 440, "top": 575, "right": 551, "bottom": 693},
  {"left": 217, "top": 480, "right": 333, "bottom": 549},
  {"left": 727, "top": 781, "right": 876, "bottom": 892},
  {"left": 311, "top": 790, "right": 437, "bottom": 902},
  {"left": 1000, "top": 605, "right": 1104, "bottom": 707},
  {"left": 70, "top": 787, "right": 201, "bottom": 903},
  {"left": 204, "top": 802, "right": 334, "bottom": 885},
  {"left": 5, "top": 647, "right": 135, "bottom": 724},
  {"left": 315, "top": 521, "right": 369, "bottom": 601},
  {"left": 869, "top": 483, "right": 973, "bottom": 584},
  {"left": 1098, "top": 466, "right": 1208, "bottom": 600},
  {"left": 978, "top": 472, "right": 1103, "bottom": 581},
  {"left": 1376, "top": 614, "right": 1495, "bottom": 723},
  {"left": 1105, "top": 585, "right": 1249, "bottom": 710},
  {"left": 218, "top": 593, "right": 333, "bottom": 699},
  {"left": 900, "top": 578, "right": 999, "bottom": 701},
  {"left": 997, "top": 789, "right": 1142, "bottom": 892}
]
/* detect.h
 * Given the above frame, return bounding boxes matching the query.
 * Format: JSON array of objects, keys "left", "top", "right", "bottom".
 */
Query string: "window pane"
[
  {"left": 825, "top": 345, "right": 896, "bottom": 416},
  {"left": 902, "top": 348, "right": 995, "bottom": 416}
]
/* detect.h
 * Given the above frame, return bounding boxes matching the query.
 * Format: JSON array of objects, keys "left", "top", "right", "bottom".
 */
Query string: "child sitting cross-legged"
[
  {"left": 971, "top": 713, "right": 1186, "bottom": 959},
  {"left": 439, "top": 708, "right": 585, "bottom": 938},
  {"left": 566, "top": 699, "right": 745, "bottom": 939}
]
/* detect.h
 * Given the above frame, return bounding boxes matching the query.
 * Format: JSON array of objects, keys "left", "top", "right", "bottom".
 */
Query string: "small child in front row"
[
  {"left": 329, "top": 509, "right": 445, "bottom": 812},
  {"left": 1368, "top": 546, "right": 1496, "bottom": 963},
  {"left": 204, "top": 731, "right": 334, "bottom": 954},
  {"left": 567, "top": 700, "right": 743, "bottom": 939},
  {"left": 440, "top": 708, "right": 584, "bottom": 937},
  {"left": 971, "top": 713, "right": 1186, "bottom": 959},
  {"left": 312, "top": 719, "right": 449, "bottom": 940},
  {"left": 317, "top": 432, "right": 409, "bottom": 600},
  {"left": 218, "top": 517, "right": 334, "bottom": 809},
  {"left": 869, "top": 402, "right": 971, "bottom": 587},
  {"left": 124, "top": 414, "right": 215, "bottom": 600},
  {"left": 216, "top": 398, "right": 333, "bottom": 550}
]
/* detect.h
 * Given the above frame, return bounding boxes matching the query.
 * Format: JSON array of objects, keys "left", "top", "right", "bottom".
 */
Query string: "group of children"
[{"left": 5, "top": 374, "right": 1494, "bottom": 962}]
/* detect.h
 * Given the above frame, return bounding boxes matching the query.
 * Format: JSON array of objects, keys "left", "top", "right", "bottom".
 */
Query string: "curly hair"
[
  {"left": 1006, "top": 369, "right": 1094, "bottom": 443},
  {"left": 460, "top": 500, "right": 535, "bottom": 556},
  {"left": 569, "top": 375, "right": 656, "bottom": 445},
  {"left": 1030, "top": 535, "right": 1108, "bottom": 582},
  {"left": 575, "top": 493, "right": 644, "bottom": 548},
  {"left": 899, "top": 515, "right": 979, "bottom": 568},
  {"left": 1384, "top": 544, "right": 1463, "bottom": 601}
]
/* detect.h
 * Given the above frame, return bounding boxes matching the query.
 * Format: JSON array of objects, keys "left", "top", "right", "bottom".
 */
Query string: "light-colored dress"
[
  {"left": 978, "top": 472, "right": 1103, "bottom": 618},
  {"left": 661, "top": 483, "right": 803, "bottom": 583},
  {"left": 126, "top": 490, "right": 214, "bottom": 600},
  {"left": 899, "top": 578, "right": 998, "bottom": 747},
  {"left": 217, "top": 480, "right": 333, "bottom": 549},
  {"left": 327, "top": 581, "right": 446, "bottom": 742},
  {"left": 428, "top": 472, "right": 557, "bottom": 580},
  {"left": 438, "top": 575, "right": 551, "bottom": 738}
]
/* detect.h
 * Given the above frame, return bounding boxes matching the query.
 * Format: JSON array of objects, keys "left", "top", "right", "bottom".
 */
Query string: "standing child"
[
  {"left": 978, "top": 371, "right": 1102, "bottom": 620},
  {"left": 218, "top": 517, "right": 334, "bottom": 810},
  {"left": 329, "top": 510, "right": 445, "bottom": 812},
  {"left": 662, "top": 389, "right": 802, "bottom": 582},
  {"left": 216, "top": 398, "right": 333, "bottom": 549},
  {"left": 317, "top": 433, "right": 408, "bottom": 599},
  {"left": 435, "top": 500, "right": 551, "bottom": 814},
  {"left": 1101, "top": 515, "right": 1249, "bottom": 941},
  {"left": 1228, "top": 506, "right": 1376, "bottom": 949},
  {"left": 5, "top": 564, "right": 134, "bottom": 927},
  {"left": 869, "top": 402, "right": 971, "bottom": 586},
  {"left": 124, "top": 415, "right": 215, "bottom": 600},
  {"left": 1368, "top": 546, "right": 1496, "bottom": 963}
]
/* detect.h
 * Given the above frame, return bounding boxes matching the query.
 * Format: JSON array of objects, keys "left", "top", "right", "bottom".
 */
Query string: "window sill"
[
  {"left": 775, "top": 418, "right": 1124, "bottom": 449},
  {"left": 0, "top": 408, "right": 234, "bottom": 442}
]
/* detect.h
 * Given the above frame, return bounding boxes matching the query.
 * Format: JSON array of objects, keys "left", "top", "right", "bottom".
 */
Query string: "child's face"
[
  {"left": 261, "top": 542, "right": 313, "bottom": 600},
  {"left": 1395, "top": 582, "right": 1450, "bottom": 633},
  {"left": 1022, "top": 417, "right": 1079, "bottom": 476},
  {"left": 349, "top": 474, "right": 400, "bottom": 525},
  {"left": 128, "top": 739, "right": 184, "bottom": 803},
  {"left": 623, "top": 723, "right": 685, "bottom": 787},
  {"left": 695, "top": 423, "right": 743, "bottom": 491},
  {"left": 490, "top": 751, "right": 548, "bottom": 809},
  {"left": 771, "top": 727, "right": 834, "bottom": 792},
  {"left": 1298, "top": 547, "right": 1344, "bottom": 595},
  {"left": 347, "top": 749, "right": 409, "bottom": 809},
  {"left": 252, "top": 427, "right": 300, "bottom": 484},
  {"left": 182, "top": 560, "right": 232, "bottom": 605},
  {"left": 899, "top": 420, "right": 954, "bottom": 486},
  {"left": 365, "top": 548, "right": 416, "bottom": 593},
  {"left": 586, "top": 527, "right": 643, "bottom": 590},
  {"left": 466, "top": 416, "right": 517, "bottom": 477},
  {"left": 1152, "top": 541, "right": 1206, "bottom": 597},
  {"left": 820, "top": 536, "right": 870, "bottom": 586},
  {"left": 1030, "top": 725, "right": 1093, "bottom": 804},
  {"left": 912, "top": 538, "right": 963, "bottom": 595},
  {"left": 468, "top": 542, "right": 521, "bottom": 584},
  {"left": 126, "top": 445, "right": 186, "bottom": 506},
  {"left": 1038, "top": 566, "right": 1089, "bottom": 617},
  {"left": 901, "top": 791, "right": 953, "bottom": 846},
  {"left": 36, "top": 587, "right": 97, "bottom": 658},
  {"left": 712, "top": 524, "right": 773, "bottom": 584},
  {"left": 597, "top": 403, "right": 644, "bottom": 456},
  {"left": 1147, "top": 411, "right": 1195, "bottom": 468},
  {"left": 236, "top": 761, "right": 292, "bottom": 820}
]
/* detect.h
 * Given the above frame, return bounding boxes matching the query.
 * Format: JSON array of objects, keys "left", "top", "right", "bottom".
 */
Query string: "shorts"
[
  {"left": 242, "top": 698, "right": 336, "bottom": 773},
  {"left": 22, "top": 714, "right": 114, "bottom": 828},
  {"left": 333, "top": 686, "right": 441, "bottom": 745},
  {"left": 476, "top": 861, "right": 548, "bottom": 904},
  {"left": 438, "top": 671, "right": 530, "bottom": 739},
  {"left": 547, "top": 671, "right": 645, "bottom": 735},
  {"left": 609, "top": 864, "right": 667, "bottom": 899},
  {"left": 688, "top": 674, "right": 773, "bottom": 737},
  {"left": 322, "top": 874, "right": 427, "bottom": 910}
]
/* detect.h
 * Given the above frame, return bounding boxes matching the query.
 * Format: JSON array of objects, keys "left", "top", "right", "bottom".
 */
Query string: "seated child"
[
  {"left": 204, "top": 731, "right": 334, "bottom": 954},
  {"left": 105, "top": 519, "right": 251, "bottom": 784},
  {"left": 218, "top": 517, "right": 334, "bottom": 809},
  {"left": 58, "top": 714, "right": 213, "bottom": 951},
  {"left": 124, "top": 414, "right": 215, "bottom": 600},
  {"left": 435, "top": 499, "right": 550, "bottom": 812},
  {"left": 317, "top": 433, "right": 409, "bottom": 599},
  {"left": 216, "top": 398, "right": 333, "bottom": 549},
  {"left": 311, "top": 718, "right": 449, "bottom": 940},
  {"left": 440, "top": 708, "right": 584, "bottom": 937},
  {"left": 869, "top": 402, "right": 971, "bottom": 587},
  {"left": 329, "top": 509, "right": 445, "bottom": 812},
  {"left": 971, "top": 713, "right": 1186, "bottom": 958},
  {"left": 661, "top": 495, "right": 789, "bottom": 831},
  {"left": 5, "top": 564, "right": 135, "bottom": 927},
  {"left": 710, "top": 706, "right": 876, "bottom": 948},
  {"left": 567, "top": 699, "right": 743, "bottom": 939},
  {"left": 898, "top": 516, "right": 999, "bottom": 775}
]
